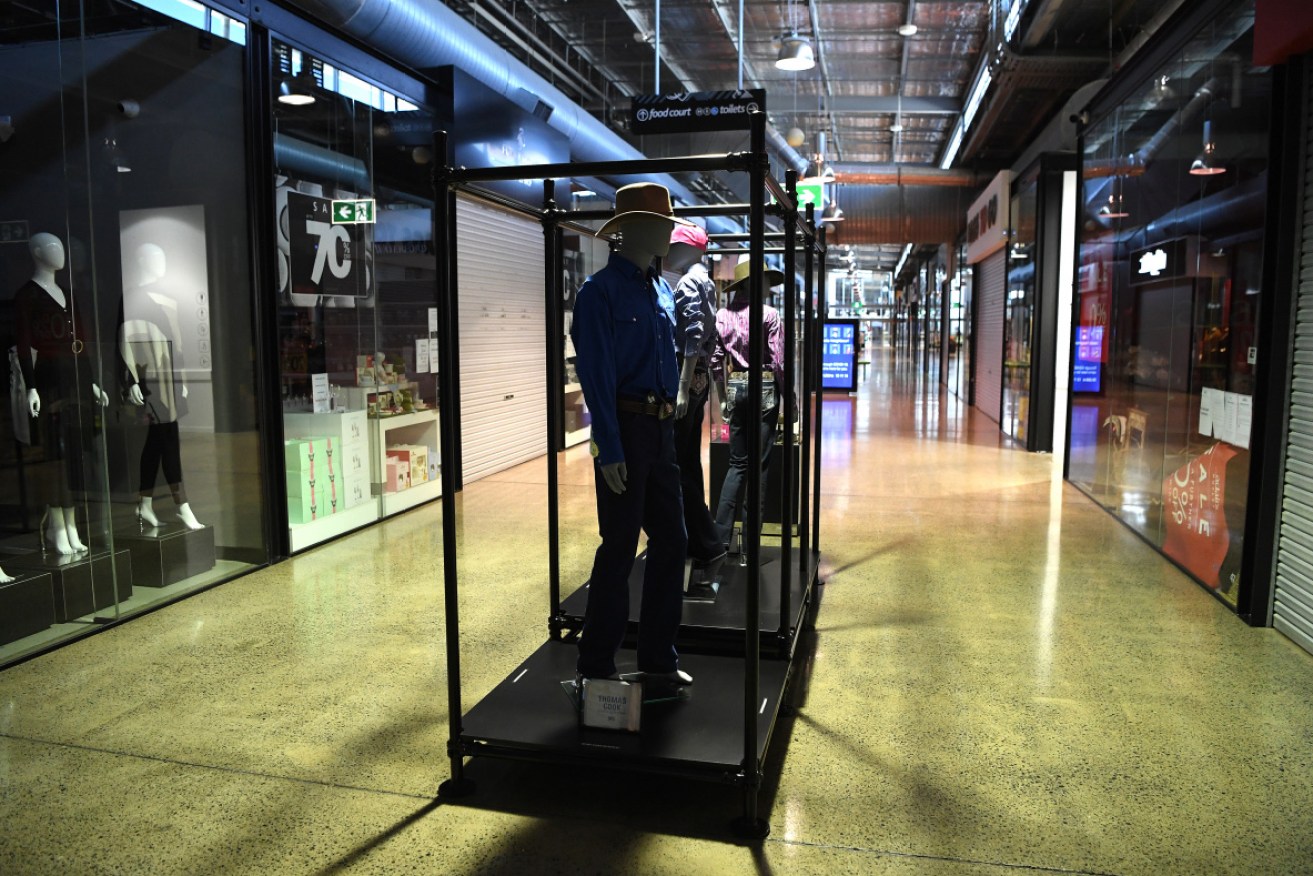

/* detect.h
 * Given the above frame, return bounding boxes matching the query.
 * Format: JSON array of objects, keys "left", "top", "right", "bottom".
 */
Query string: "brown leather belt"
[{"left": 616, "top": 396, "right": 674, "bottom": 419}]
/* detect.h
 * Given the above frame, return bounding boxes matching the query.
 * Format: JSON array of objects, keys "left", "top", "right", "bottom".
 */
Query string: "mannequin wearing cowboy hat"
[
  {"left": 570, "top": 182, "right": 696, "bottom": 687},
  {"left": 662, "top": 224, "right": 727, "bottom": 592},
  {"left": 709, "top": 258, "right": 786, "bottom": 554}
]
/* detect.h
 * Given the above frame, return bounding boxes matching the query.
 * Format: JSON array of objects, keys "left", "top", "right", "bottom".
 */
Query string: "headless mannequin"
[
  {"left": 598, "top": 217, "right": 675, "bottom": 495},
  {"left": 120, "top": 244, "right": 202, "bottom": 531},
  {"left": 21, "top": 233, "right": 109, "bottom": 555}
]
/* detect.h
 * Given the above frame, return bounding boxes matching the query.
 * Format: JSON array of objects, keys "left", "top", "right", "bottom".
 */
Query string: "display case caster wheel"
[
  {"left": 730, "top": 816, "right": 770, "bottom": 840},
  {"left": 438, "top": 777, "right": 476, "bottom": 799}
]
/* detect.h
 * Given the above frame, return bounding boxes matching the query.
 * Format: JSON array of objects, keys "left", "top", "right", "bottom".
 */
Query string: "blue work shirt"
[{"left": 571, "top": 252, "right": 679, "bottom": 466}]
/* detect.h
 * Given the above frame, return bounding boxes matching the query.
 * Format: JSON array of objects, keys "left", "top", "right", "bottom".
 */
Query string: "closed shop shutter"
[
  {"left": 975, "top": 249, "right": 1006, "bottom": 424},
  {"left": 457, "top": 195, "right": 547, "bottom": 483},
  {"left": 1273, "top": 74, "right": 1313, "bottom": 657}
]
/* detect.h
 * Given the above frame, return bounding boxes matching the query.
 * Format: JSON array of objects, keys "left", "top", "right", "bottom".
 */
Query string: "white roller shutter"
[
  {"left": 975, "top": 249, "right": 1006, "bottom": 425},
  {"left": 1273, "top": 77, "right": 1313, "bottom": 657},
  {"left": 456, "top": 195, "right": 547, "bottom": 482}
]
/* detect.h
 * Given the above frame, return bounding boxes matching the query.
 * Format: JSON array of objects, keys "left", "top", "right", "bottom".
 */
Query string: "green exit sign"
[
  {"left": 796, "top": 181, "right": 824, "bottom": 212},
  {"left": 332, "top": 198, "right": 376, "bottom": 224}
]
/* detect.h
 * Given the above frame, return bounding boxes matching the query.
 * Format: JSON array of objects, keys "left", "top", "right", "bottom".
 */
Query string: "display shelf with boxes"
[
  {"left": 375, "top": 408, "right": 441, "bottom": 516},
  {"left": 283, "top": 409, "right": 380, "bottom": 552}
]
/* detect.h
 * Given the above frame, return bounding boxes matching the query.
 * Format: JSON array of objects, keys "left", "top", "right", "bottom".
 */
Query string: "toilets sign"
[{"left": 631, "top": 89, "right": 766, "bottom": 134}]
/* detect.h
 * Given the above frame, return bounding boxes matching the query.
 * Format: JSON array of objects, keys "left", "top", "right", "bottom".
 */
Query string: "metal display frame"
[{"left": 429, "top": 112, "right": 826, "bottom": 834}]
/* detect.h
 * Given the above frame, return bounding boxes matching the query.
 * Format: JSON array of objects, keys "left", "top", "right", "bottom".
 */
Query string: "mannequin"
[
  {"left": 119, "top": 243, "right": 203, "bottom": 530},
  {"left": 0, "top": 567, "right": 13, "bottom": 584},
  {"left": 662, "top": 225, "right": 726, "bottom": 590},
  {"left": 15, "top": 233, "right": 110, "bottom": 555},
  {"left": 710, "top": 259, "right": 785, "bottom": 554},
  {"left": 570, "top": 182, "right": 694, "bottom": 688}
]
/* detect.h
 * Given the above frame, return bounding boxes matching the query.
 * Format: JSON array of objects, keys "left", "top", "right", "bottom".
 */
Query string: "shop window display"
[
  {"left": 270, "top": 40, "right": 441, "bottom": 550},
  {"left": 0, "top": 0, "right": 268, "bottom": 665},
  {"left": 1068, "top": 4, "right": 1268, "bottom": 607},
  {"left": 1003, "top": 176, "right": 1037, "bottom": 443}
]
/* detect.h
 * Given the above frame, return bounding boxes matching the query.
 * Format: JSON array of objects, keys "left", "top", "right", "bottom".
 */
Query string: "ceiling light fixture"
[
  {"left": 776, "top": 33, "right": 815, "bottom": 71},
  {"left": 897, "top": 23, "right": 918, "bottom": 37},
  {"left": 822, "top": 202, "right": 845, "bottom": 222},
  {"left": 278, "top": 67, "right": 318, "bottom": 106},
  {"left": 1189, "top": 119, "right": 1226, "bottom": 176}
]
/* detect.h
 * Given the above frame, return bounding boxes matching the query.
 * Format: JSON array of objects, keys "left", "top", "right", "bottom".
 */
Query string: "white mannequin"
[
  {"left": 663, "top": 241, "right": 705, "bottom": 418},
  {"left": 24, "top": 233, "right": 108, "bottom": 555},
  {"left": 600, "top": 217, "right": 675, "bottom": 495},
  {"left": 120, "top": 243, "right": 202, "bottom": 531},
  {"left": 0, "top": 567, "right": 13, "bottom": 584}
]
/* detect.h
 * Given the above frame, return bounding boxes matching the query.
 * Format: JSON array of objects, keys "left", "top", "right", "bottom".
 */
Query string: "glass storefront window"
[
  {"left": 270, "top": 39, "right": 441, "bottom": 551},
  {"left": 0, "top": 0, "right": 268, "bottom": 665},
  {"left": 947, "top": 240, "right": 972, "bottom": 400},
  {"left": 1003, "top": 176, "right": 1038, "bottom": 442},
  {"left": 1068, "top": 2, "right": 1266, "bottom": 607}
]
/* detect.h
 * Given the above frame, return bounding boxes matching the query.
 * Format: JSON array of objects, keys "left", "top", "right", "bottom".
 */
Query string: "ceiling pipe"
[
  {"left": 832, "top": 165, "right": 986, "bottom": 187},
  {"left": 1113, "top": 0, "right": 1190, "bottom": 71}
]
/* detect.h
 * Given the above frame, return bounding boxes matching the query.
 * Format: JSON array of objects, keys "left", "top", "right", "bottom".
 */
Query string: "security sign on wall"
[{"left": 287, "top": 191, "right": 370, "bottom": 299}]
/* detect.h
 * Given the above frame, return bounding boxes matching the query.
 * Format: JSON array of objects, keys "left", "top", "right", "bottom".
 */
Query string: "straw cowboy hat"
[
  {"left": 598, "top": 182, "right": 696, "bottom": 235},
  {"left": 722, "top": 258, "right": 785, "bottom": 296}
]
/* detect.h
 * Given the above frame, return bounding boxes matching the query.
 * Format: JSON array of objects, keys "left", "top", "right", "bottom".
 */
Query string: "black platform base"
[
  {"left": 460, "top": 639, "right": 790, "bottom": 783},
  {"left": 559, "top": 546, "right": 819, "bottom": 652},
  {"left": 0, "top": 571, "right": 56, "bottom": 645},
  {"left": 5, "top": 548, "right": 132, "bottom": 622},
  {"left": 117, "top": 524, "right": 217, "bottom": 588}
]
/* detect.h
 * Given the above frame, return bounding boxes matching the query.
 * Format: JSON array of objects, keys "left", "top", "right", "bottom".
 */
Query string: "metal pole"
[
  {"left": 737, "top": 110, "right": 768, "bottom": 838},
  {"left": 433, "top": 132, "right": 473, "bottom": 797},
  {"left": 654, "top": 0, "right": 661, "bottom": 93},
  {"left": 799, "top": 216, "right": 814, "bottom": 566},
  {"left": 812, "top": 226, "right": 827, "bottom": 554},
  {"left": 778, "top": 171, "right": 798, "bottom": 653},
  {"left": 738, "top": 0, "right": 745, "bottom": 91},
  {"left": 543, "top": 180, "right": 563, "bottom": 630}
]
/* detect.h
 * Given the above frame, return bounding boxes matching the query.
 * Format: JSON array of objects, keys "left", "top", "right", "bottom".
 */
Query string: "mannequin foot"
[
  {"left": 137, "top": 497, "right": 160, "bottom": 528},
  {"left": 177, "top": 503, "right": 204, "bottom": 531},
  {"left": 61, "top": 509, "right": 87, "bottom": 551},
  {"left": 636, "top": 669, "right": 694, "bottom": 686},
  {"left": 0, "top": 566, "right": 14, "bottom": 584},
  {"left": 44, "top": 514, "right": 74, "bottom": 556}
]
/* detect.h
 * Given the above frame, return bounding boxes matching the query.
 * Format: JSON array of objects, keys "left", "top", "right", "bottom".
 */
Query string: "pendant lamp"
[
  {"left": 278, "top": 67, "right": 319, "bottom": 106},
  {"left": 776, "top": 33, "right": 815, "bottom": 71},
  {"left": 1189, "top": 120, "right": 1225, "bottom": 176}
]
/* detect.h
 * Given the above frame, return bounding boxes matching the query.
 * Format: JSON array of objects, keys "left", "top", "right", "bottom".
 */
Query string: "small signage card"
[
  {"left": 581, "top": 677, "right": 642, "bottom": 732},
  {"left": 311, "top": 372, "right": 330, "bottom": 413}
]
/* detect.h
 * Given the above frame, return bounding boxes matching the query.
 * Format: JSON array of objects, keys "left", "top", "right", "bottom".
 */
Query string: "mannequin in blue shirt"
[{"left": 570, "top": 182, "right": 694, "bottom": 687}]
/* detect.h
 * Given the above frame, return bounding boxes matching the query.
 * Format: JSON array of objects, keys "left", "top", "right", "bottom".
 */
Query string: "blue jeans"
[
  {"left": 577, "top": 410, "right": 688, "bottom": 678},
  {"left": 713, "top": 397, "right": 779, "bottom": 551}
]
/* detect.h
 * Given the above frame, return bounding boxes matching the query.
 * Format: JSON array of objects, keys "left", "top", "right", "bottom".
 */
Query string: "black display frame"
[{"left": 429, "top": 112, "right": 825, "bottom": 835}]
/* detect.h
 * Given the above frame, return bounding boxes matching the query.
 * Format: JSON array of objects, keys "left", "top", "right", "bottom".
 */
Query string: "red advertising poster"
[{"left": 1162, "top": 443, "right": 1238, "bottom": 590}]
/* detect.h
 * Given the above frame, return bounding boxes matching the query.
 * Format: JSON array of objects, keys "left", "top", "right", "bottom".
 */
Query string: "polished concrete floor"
[{"left": 1, "top": 349, "right": 1311, "bottom": 875}]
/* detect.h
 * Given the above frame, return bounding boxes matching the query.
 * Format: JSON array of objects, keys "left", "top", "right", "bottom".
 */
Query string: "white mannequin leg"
[
  {"left": 62, "top": 506, "right": 88, "bottom": 552},
  {"left": 177, "top": 502, "right": 204, "bottom": 531},
  {"left": 43, "top": 505, "right": 74, "bottom": 555},
  {"left": 137, "top": 496, "right": 160, "bottom": 528},
  {"left": 0, "top": 566, "right": 14, "bottom": 583}
]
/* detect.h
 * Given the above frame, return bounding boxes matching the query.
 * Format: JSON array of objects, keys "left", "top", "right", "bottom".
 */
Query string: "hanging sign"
[
  {"left": 331, "top": 199, "right": 375, "bottom": 225},
  {"left": 288, "top": 191, "right": 370, "bottom": 299},
  {"left": 1130, "top": 238, "right": 1189, "bottom": 285},
  {"left": 796, "top": 180, "right": 825, "bottom": 212},
  {"left": 965, "top": 170, "right": 1012, "bottom": 264},
  {"left": 631, "top": 89, "right": 766, "bottom": 135}
]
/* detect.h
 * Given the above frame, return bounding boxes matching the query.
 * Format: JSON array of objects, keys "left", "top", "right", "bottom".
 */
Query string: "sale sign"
[
  {"left": 1161, "top": 443, "right": 1237, "bottom": 590},
  {"left": 288, "top": 191, "right": 370, "bottom": 299}
]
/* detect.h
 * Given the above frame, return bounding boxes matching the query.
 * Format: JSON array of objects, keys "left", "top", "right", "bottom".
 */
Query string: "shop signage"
[
  {"left": 332, "top": 199, "right": 375, "bottom": 224},
  {"left": 630, "top": 89, "right": 766, "bottom": 135},
  {"left": 821, "top": 320, "right": 859, "bottom": 392},
  {"left": 1072, "top": 325, "right": 1103, "bottom": 393},
  {"left": 1130, "top": 238, "right": 1188, "bottom": 285},
  {"left": 0, "top": 219, "right": 29, "bottom": 243},
  {"left": 288, "top": 191, "right": 369, "bottom": 299},
  {"left": 1161, "top": 442, "right": 1240, "bottom": 597},
  {"left": 965, "top": 170, "right": 1012, "bottom": 264}
]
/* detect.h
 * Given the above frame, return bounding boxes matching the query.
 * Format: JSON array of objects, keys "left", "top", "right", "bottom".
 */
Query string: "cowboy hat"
[
  {"left": 598, "top": 182, "right": 696, "bottom": 235},
  {"left": 722, "top": 258, "right": 785, "bottom": 296}
]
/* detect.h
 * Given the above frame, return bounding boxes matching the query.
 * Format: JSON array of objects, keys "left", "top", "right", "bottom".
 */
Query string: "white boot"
[
  {"left": 0, "top": 566, "right": 13, "bottom": 584},
  {"left": 137, "top": 496, "right": 160, "bottom": 528},
  {"left": 177, "top": 502, "right": 204, "bottom": 531},
  {"left": 62, "top": 506, "right": 88, "bottom": 552},
  {"left": 43, "top": 506, "right": 74, "bottom": 555}
]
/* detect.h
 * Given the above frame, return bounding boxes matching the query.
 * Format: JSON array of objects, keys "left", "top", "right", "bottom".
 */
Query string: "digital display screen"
[
  {"left": 822, "top": 321, "right": 858, "bottom": 392},
  {"left": 1073, "top": 325, "right": 1103, "bottom": 393}
]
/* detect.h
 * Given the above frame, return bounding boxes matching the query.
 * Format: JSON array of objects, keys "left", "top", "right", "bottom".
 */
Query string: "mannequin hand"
[
  {"left": 92, "top": 384, "right": 109, "bottom": 407},
  {"left": 128, "top": 384, "right": 145, "bottom": 406},
  {"left": 27, "top": 388, "right": 39, "bottom": 417},
  {"left": 720, "top": 401, "right": 729, "bottom": 419},
  {"left": 676, "top": 381, "right": 690, "bottom": 418},
  {"left": 601, "top": 462, "right": 627, "bottom": 494},
  {"left": 182, "top": 385, "right": 189, "bottom": 400}
]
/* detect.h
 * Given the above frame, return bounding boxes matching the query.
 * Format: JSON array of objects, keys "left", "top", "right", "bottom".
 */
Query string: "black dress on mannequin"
[{"left": 14, "top": 280, "right": 95, "bottom": 506}]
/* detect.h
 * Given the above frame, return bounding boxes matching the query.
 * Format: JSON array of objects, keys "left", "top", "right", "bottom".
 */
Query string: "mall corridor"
[{"left": 0, "top": 347, "right": 1310, "bottom": 876}]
